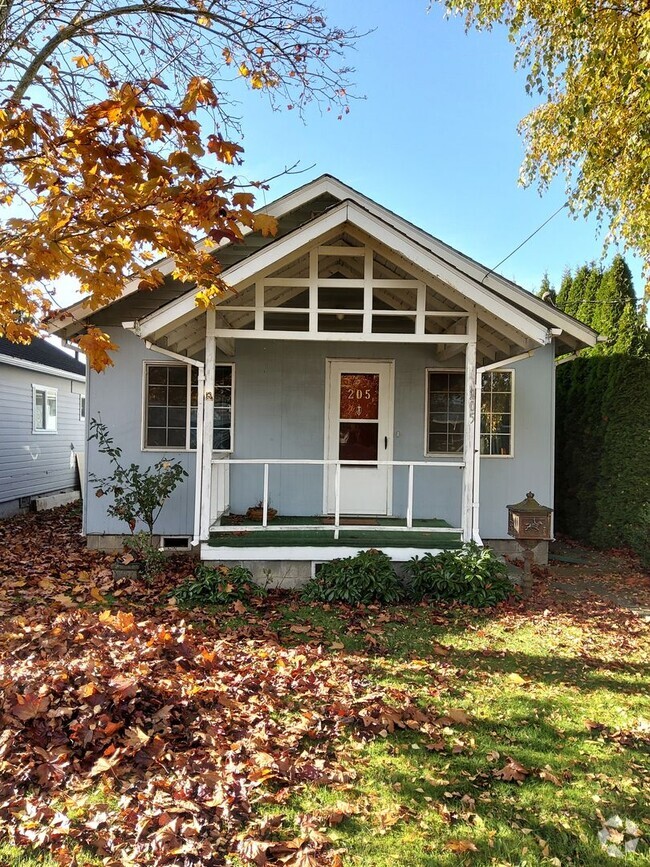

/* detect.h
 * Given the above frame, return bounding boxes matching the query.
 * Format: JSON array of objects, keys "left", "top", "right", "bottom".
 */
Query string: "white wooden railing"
[{"left": 209, "top": 458, "right": 464, "bottom": 540}]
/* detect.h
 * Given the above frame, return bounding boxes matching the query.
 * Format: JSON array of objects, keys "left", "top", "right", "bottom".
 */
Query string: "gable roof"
[
  {"left": 47, "top": 175, "right": 598, "bottom": 352},
  {"left": 0, "top": 336, "right": 86, "bottom": 377}
]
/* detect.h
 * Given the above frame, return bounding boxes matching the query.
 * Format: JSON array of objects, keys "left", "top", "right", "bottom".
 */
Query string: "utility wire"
[{"left": 480, "top": 200, "right": 569, "bottom": 284}]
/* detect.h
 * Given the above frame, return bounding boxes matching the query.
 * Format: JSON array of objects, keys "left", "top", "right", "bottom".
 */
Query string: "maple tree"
[
  {"left": 436, "top": 0, "right": 650, "bottom": 282},
  {"left": 0, "top": 1, "right": 359, "bottom": 369}
]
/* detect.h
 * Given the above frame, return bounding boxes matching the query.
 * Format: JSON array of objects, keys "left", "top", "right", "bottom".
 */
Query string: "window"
[
  {"left": 425, "top": 370, "right": 513, "bottom": 456},
  {"left": 480, "top": 371, "right": 513, "bottom": 456},
  {"left": 426, "top": 371, "right": 465, "bottom": 454},
  {"left": 79, "top": 395, "right": 86, "bottom": 420},
  {"left": 144, "top": 363, "right": 234, "bottom": 451},
  {"left": 33, "top": 386, "right": 57, "bottom": 432}
]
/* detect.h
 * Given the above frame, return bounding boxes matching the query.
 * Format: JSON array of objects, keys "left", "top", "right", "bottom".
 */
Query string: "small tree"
[{"left": 89, "top": 418, "right": 188, "bottom": 543}]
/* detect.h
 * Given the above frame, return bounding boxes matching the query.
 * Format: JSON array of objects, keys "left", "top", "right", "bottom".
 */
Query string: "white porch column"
[
  {"left": 462, "top": 312, "right": 478, "bottom": 542},
  {"left": 199, "top": 307, "right": 216, "bottom": 540}
]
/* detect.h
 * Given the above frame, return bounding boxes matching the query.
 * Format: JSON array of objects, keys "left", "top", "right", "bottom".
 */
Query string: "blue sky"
[
  {"left": 52, "top": 0, "right": 644, "bottom": 313},
  {"left": 220, "top": 0, "right": 644, "bottom": 299}
]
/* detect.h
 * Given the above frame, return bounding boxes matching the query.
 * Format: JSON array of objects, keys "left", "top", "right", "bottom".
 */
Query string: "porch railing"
[{"left": 209, "top": 458, "right": 464, "bottom": 540}]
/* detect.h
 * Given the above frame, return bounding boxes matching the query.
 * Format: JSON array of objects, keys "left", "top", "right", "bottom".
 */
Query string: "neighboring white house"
[
  {"left": 0, "top": 336, "right": 86, "bottom": 518},
  {"left": 49, "top": 175, "right": 598, "bottom": 573}
]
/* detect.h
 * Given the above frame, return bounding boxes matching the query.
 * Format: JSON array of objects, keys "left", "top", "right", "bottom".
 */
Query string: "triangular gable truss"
[{"left": 133, "top": 200, "right": 553, "bottom": 363}]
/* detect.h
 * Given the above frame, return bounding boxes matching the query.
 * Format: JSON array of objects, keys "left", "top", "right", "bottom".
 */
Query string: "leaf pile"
[{"left": 0, "top": 602, "right": 448, "bottom": 865}]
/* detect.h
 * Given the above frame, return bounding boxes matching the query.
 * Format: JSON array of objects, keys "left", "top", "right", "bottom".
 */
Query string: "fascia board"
[{"left": 0, "top": 353, "right": 86, "bottom": 382}]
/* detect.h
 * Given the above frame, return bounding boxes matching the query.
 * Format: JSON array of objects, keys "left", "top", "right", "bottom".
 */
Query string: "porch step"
[{"left": 206, "top": 526, "right": 462, "bottom": 550}]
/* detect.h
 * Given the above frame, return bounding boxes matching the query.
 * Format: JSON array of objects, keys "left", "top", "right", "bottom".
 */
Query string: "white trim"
[
  {"left": 200, "top": 309, "right": 217, "bottom": 541},
  {"left": 200, "top": 545, "right": 459, "bottom": 563},
  {"left": 32, "top": 384, "right": 58, "bottom": 434},
  {"left": 1, "top": 354, "right": 85, "bottom": 382}
]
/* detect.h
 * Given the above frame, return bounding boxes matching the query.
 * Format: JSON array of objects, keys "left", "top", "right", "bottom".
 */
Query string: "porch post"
[
  {"left": 199, "top": 307, "right": 216, "bottom": 541},
  {"left": 462, "top": 312, "right": 478, "bottom": 542}
]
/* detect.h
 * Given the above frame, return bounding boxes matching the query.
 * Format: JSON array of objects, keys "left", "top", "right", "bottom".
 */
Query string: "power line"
[{"left": 480, "top": 201, "right": 569, "bottom": 284}]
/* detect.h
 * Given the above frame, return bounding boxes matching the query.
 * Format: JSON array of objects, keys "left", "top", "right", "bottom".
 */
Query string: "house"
[
  {"left": 48, "top": 175, "right": 598, "bottom": 577},
  {"left": 0, "top": 336, "right": 86, "bottom": 518}
]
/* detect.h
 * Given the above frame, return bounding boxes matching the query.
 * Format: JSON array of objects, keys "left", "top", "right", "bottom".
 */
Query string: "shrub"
[
  {"left": 404, "top": 543, "right": 513, "bottom": 607},
  {"left": 302, "top": 549, "right": 404, "bottom": 605},
  {"left": 124, "top": 531, "right": 166, "bottom": 582},
  {"left": 173, "top": 563, "right": 264, "bottom": 607}
]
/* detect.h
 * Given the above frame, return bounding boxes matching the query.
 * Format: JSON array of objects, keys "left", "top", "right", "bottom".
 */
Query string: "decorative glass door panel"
[
  {"left": 326, "top": 362, "right": 394, "bottom": 516},
  {"left": 339, "top": 373, "right": 379, "bottom": 464}
]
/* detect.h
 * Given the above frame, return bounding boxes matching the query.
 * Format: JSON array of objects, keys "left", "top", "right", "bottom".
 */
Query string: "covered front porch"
[{"left": 127, "top": 213, "right": 552, "bottom": 564}]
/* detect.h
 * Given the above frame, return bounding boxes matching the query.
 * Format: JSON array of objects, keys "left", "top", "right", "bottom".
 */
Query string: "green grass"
[{"left": 238, "top": 603, "right": 650, "bottom": 866}]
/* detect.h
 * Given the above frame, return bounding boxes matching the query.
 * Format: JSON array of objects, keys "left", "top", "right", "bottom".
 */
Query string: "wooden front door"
[{"left": 325, "top": 360, "right": 394, "bottom": 516}]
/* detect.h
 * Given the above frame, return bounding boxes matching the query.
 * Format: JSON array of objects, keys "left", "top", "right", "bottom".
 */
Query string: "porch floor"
[{"left": 207, "top": 515, "right": 462, "bottom": 549}]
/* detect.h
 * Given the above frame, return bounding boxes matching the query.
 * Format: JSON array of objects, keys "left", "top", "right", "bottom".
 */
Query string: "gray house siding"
[
  {"left": 85, "top": 329, "right": 197, "bottom": 537},
  {"left": 0, "top": 363, "right": 86, "bottom": 516},
  {"left": 86, "top": 328, "right": 554, "bottom": 542}
]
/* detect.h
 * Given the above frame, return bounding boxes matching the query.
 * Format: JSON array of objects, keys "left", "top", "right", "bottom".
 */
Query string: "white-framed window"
[
  {"left": 79, "top": 395, "right": 86, "bottom": 421},
  {"left": 479, "top": 371, "right": 514, "bottom": 457},
  {"left": 425, "top": 369, "right": 514, "bottom": 457},
  {"left": 143, "top": 363, "right": 234, "bottom": 452},
  {"left": 33, "top": 385, "right": 57, "bottom": 433}
]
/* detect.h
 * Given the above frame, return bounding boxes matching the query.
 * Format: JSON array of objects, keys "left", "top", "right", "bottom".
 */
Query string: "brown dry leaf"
[
  {"left": 445, "top": 839, "right": 478, "bottom": 852},
  {"left": 11, "top": 692, "right": 50, "bottom": 721},
  {"left": 445, "top": 708, "right": 470, "bottom": 725},
  {"left": 494, "top": 758, "right": 530, "bottom": 782}
]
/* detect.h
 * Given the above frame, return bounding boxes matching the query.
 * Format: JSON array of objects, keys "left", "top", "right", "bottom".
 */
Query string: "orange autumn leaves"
[{"left": 0, "top": 77, "right": 276, "bottom": 371}]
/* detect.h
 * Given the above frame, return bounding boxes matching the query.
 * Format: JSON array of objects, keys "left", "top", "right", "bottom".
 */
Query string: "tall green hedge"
[{"left": 551, "top": 255, "right": 649, "bottom": 565}]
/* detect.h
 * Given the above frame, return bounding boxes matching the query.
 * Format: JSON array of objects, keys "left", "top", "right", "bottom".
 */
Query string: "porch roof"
[{"left": 48, "top": 175, "right": 599, "bottom": 355}]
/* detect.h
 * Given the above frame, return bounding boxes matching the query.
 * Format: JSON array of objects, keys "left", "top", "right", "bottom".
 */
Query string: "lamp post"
[{"left": 507, "top": 492, "right": 553, "bottom": 596}]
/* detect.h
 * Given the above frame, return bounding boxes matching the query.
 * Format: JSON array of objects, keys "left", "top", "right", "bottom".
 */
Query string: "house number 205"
[{"left": 347, "top": 388, "right": 372, "bottom": 400}]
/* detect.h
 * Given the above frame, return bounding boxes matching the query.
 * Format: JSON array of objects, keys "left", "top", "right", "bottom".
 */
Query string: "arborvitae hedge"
[{"left": 551, "top": 256, "right": 649, "bottom": 565}]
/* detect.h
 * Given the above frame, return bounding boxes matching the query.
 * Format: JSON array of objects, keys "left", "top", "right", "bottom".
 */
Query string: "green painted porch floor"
[{"left": 207, "top": 515, "right": 462, "bottom": 549}]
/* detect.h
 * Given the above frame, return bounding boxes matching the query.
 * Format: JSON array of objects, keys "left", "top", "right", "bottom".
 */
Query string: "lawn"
[{"left": 0, "top": 505, "right": 649, "bottom": 866}]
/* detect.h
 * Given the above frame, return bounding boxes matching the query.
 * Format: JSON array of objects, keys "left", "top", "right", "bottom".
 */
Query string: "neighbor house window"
[
  {"left": 425, "top": 370, "right": 513, "bottom": 456},
  {"left": 33, "top": 386, "right": 57, "bottom": 432},
  {"left": 144, "top": 363, "right": 234, "bottom": 451},
  {"left": 79, "top": 395, "right": 86, "bottom": 421}
]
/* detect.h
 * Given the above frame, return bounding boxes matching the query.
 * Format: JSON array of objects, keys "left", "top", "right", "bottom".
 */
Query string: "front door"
[{"left": 325, "top": 360, "right": 394, "bottom": 516}]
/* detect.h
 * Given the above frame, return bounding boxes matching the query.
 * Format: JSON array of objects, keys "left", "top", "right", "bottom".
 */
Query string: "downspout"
[
  {"left": 122, "top": 322, "right": 205, "bottom": 548},
  {"left": 472, "top": 346, "right": 547, "bottom": 545}
]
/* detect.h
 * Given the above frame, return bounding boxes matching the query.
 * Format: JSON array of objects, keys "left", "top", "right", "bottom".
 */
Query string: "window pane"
[
  {"left": 168, "top": 366, "right": 187, "bottom": 386},
  {"left": 46, "top": 394, "right": 57, "bottom": 430},
  {"left": 148, "top": 385, "right": 167, "bottom": 406},
  {"left": 167, "top": 407, "right": 186, "bottom": 428},
  {"left": 168, "top": 386, "right": 187, "bottom": 407},
  {"left": 215, "top": 366, "right": 232, "bottom": 386},
  {"left": 214, "top": 385, "right": 231, "bottom": 407},
  {"left": 340, "top": 374, "right": 379, "bottom": 420},
  {"left": 147, "top": 407, "right": 166, "bottom": 427},
  {"left": 148, "top": 367, "right": 167, "bottom": 385},
  {"left": 147, "top": 427, "right": 166, "bottom": 447},
  {"left": 167, "top": 428, "right": 186, "bottom": 447},
  {"left": 339, "top": 422, "right": 378, "bottom": 462},
  {"left": 213, "top": 428, "right": 230, "bottom": 450},
  {"left": 428, "top": 433, "right": 449, "bottom": 453},
  {"left": 214, "top": 408, "right": 231, "bottom": 429},
  {"left": 34, "top": 390, "right": 45, "bottom": 430}
]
